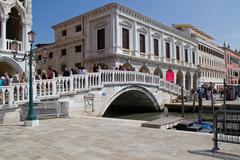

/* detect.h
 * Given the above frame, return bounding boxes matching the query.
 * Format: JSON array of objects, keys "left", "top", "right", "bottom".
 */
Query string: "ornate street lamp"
[{"left": 11, "top": 31, "right": 39, "bottom": 127}]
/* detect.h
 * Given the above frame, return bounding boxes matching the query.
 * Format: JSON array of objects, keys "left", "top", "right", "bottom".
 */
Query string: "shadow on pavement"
[{"left": 188, "top": 149, "right": 240, "bottom": 160}]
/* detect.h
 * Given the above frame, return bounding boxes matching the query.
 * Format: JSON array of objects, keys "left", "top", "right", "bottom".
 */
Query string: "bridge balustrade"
[
  {"left": 0, "top": 86, "right": 10, "bottom": 105},
  {"left": 0, "top": 70, "right": 189, "bottom": 107},
  {"left": 12, "top": 83, "right": 29, "bottom": 103}
]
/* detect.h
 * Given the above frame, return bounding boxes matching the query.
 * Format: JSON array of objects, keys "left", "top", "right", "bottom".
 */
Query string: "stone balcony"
[
  {"left": 0, "top": 37, "right": 24, "bottom": 53},
  {"left": 120, "top": 49, "right": 195, "bottom": 69}
]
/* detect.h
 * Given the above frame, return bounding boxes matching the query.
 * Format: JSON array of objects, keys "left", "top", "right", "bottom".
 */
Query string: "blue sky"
[{"left": 33, "top": 0, "right": 240, "bottom": 50}]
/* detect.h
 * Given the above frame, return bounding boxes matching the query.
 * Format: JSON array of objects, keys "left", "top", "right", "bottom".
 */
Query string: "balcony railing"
[{"left": 5, "top": 39, "right": 23, "bottom": 52}]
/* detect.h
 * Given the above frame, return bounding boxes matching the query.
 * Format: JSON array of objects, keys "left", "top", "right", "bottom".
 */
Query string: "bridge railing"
[
  {"left": 0, "top": 70, "right": 189, "bottom": 107},
  {"left": 99, "top": 70, "right": 188, "bottom": 96}
]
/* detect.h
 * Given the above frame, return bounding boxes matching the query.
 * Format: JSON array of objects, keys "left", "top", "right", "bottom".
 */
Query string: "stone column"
[
  {"left": 171, "top": 36, "right": 175, "bottom": 64},
  {"left": 190, "top": 72, "right": 193, "bottom": 89},
  {"left": 183, "top": 73, "right": 186, "bottom": 90},
  {"left": 133, "top": 20, "right": 138, "bottom": 55},
  {"left": 181, "top": 42, "right": 185, "bottom": 65},
  {"left": 110, "top": 13, "right": 115, "bottom": 53},
  {"left": 22, "top": 22, "right": 27, "bottom": 52},
  {"left": 1, "top": 15, "right": 8, "bottom": 50},
  {"left": 113, "top": 11, "right": 119, "bottom": 53},
  {"left": 160, "top": 33, "right": 165, "bottom": 61},
  {"left": 86, "top": 18, "right": 90, "bottom": 56},
  {"left": 24, "top": 22, "right": 32, "bottom": 52},
  {"left": 189, "top": 46, "right": 192, "bottom": 67},
  {"left": 148, "top": 27, "right": 152, "bottom": 57}
]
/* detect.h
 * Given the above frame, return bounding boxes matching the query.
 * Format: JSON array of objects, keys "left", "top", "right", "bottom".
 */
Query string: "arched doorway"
[
  {"left": 185, "top": 71, "right": 191, "bottom": 90},
  {"left": 154, "top": 67, "right": 163, "bottom": 78},
  {"left": 0, "top": 56, "right": 23, "bottom": 77},
  {"left": 122, "top": 62, "right": 134, "bottom": 71},
  {"left": 139, "top": 64, "right": 150, "bottom": 73},
  {"left": 102, "top": 86, "right": 160, "bottom": 119},
  {"left": 166, "top": 68, "right": 174, "bottom": 83},
  {"left": 176, "top": 70, "right": 183, "bottom": 86},
  {"left": 7, "top": 7, "right": 23, "bottom": 41}
]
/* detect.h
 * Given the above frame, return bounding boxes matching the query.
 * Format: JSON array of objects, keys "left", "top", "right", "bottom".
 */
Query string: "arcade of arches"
[{"left": 122, "top": 62, "right": 134, "bottom": 71}]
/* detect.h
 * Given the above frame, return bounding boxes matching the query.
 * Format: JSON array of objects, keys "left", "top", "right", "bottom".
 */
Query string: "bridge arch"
[{"left": 102, "top": 85, "right": 160, "bottom": 117}]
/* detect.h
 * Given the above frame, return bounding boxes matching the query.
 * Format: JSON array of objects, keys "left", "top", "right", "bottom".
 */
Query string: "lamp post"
[{"left": 11, "top": 31, "right": 39, "bottom": 127}]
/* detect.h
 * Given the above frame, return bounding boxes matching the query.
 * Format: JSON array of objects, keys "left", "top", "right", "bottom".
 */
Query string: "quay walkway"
[{"left": 0, "top": 116, "right": 239, "bottom": 160}]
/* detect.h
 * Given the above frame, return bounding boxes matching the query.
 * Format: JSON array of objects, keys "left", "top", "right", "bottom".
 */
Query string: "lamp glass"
[{"left": 28, "top": 31, "right": 36, "bottom": 43}]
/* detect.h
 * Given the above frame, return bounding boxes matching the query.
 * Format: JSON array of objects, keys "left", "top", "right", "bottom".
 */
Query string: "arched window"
[
  {"left": 139, "top": 65, "right": 150, "bottom": 73},
  {"left": 154, "top": 67, "right": 163, "bottom": 78},
  {"left": 7, "top": 7, "right": 23, "bottom": 41}
]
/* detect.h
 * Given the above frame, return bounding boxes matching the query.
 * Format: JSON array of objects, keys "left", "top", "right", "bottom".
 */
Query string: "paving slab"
[{"left": 0, "top": 116, "right": 240, "bottom": 160}]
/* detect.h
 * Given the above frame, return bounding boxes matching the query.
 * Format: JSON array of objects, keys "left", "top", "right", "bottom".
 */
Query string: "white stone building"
[
  {"left": 174, "top": 24, "right": 226, "bottom": 87},
  {"left": 0, "top": 0, "right": 32, "bottom": 77},
  {"left": 36, "top": 3, "right": 199, "bottom": 90}
]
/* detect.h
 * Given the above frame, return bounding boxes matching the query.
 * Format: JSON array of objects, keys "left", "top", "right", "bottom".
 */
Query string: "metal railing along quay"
[{"left": 212, "top": 110, "right": 240, "bottom": 153}]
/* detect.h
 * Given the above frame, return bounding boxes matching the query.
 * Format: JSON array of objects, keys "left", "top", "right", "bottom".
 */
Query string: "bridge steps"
[{"left": 141, "top": 116, "right": 183, "bottom": 129}]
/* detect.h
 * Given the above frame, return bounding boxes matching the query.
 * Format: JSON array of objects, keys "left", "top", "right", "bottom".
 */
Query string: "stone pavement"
[{"left": 0, "top": 116, "right": 240, "bottom": 160}]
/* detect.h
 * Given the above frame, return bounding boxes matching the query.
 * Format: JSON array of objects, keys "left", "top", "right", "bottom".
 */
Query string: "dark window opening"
[
  {"left": 97, "top": 28, "right": 105, "bottom": 50},
  {"left": 62, "top": 30, "right": 67, "bottom": 37},
  {"left": 75, "top": 25, "right": 82, "bottom": 32},
  {"left": 176, "top": 46, "right": 180, "bottom": 60},
  {"left": 122, "top": 28, "right": 129, "bottom": 49},
  {"left": 154, "top": 39, "right": 159, "bottom": 56},
  {"left": 38, "top": 55, "right": 42, "bottom": 61},
  {"left": 165, "top": 42, "right": 170, "bottom": 59},
  {"left": 48, "top": 52, "right": 53, "bottom": 59},
  {"left": 75, "top": 45, "right": 82, "bottom": 53},
  {"left": 61, "top": 49, "right": 67, "bottom": 57},
  {"left": 192, "top": 52, "right": 195, "bottom": 64},
  {"left": 140, "top": 34, "right": 145, "bottom": 53},
  {"left": 185, "top": 49, "right": 188, "bottom": 62}
]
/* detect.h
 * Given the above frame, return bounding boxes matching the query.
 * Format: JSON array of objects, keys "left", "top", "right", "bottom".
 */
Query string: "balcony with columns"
[{"left": 0, "top": 7, "right": 26, "bottom": 54}]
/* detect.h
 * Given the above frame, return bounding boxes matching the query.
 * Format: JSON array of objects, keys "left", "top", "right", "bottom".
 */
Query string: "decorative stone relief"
[{"left": 84, "top": 93, "right": 95, "bottom": 112}]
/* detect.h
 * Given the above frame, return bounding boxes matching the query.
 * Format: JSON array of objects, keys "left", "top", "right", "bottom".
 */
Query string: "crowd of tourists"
[
  {"left": 0, "top": 64, "right": 137, "bottom": 87},
  {"left": 0, "top": 72, "right": 28, "bottom": 87}
]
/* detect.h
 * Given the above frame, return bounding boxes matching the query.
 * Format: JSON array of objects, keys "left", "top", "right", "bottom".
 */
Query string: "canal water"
[{"left": 104, "top": 105, "right": 215, "bottom": 122}]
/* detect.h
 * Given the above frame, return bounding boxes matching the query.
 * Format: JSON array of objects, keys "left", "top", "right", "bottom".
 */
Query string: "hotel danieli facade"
[
  {"left": 0, "top": 0, "right": 32, "bottom": 77},
  {"left": 35, "top": 3, "right": 226, "bottom": 90}
]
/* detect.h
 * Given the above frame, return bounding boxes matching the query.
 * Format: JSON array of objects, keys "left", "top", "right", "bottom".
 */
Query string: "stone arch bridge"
[{"left": 0, "top": 70, "right": 189, "bottom": 119}]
